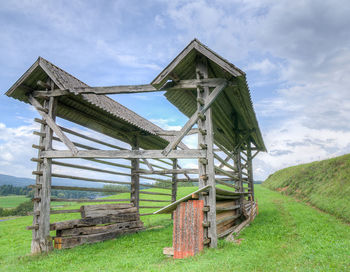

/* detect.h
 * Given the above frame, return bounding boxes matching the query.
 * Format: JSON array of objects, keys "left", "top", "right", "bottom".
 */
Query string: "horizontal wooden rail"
[
  {"left": 52, "top": 161, "right": 131, "bottom": 176},
  {"left": 41, "top": 149, "right": 206, "bottom": 159},
  {"left": 50, "top": 209, "right": 81, "bottom": 214},
  {"left": 139, "top": 206, "right": 165, "bottom": 209},
  {"left": 50, "top": 185, "right": 130, "bottom": 193},
  {"left": 139, "top": 191, "right": 172, "bottom": 196},
  {"left": 215, "top": 179, "right": 236, "bottom": 189},
  {"left": 216, "top": 214, "right": 241, "bottom": 225},
  {"left": 139, "top": 199, "right": 171, "bottom": 203},
  {"left": 51, "top": 198, "right": 130, "bottom": 203},
  {"left": 216, "top": 194, "right": 240, "bottom": 200},
  {"left": 51, "top": 173, "right": 170, "bottom": 189},
  {"left": 215, "top": 167, "right": 238, "bottom": 179},
  {"left": 216, "top": 205, "right": 240, "bottom": 212},
  {"left": 136, "top": 169, "right": 198, "bottom": 175}
]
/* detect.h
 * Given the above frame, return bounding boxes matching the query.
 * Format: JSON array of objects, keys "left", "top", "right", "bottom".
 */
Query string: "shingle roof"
[
  {"left": 152, "top": 39, "right": 266, "bottom": 152},
  {"left": 5, "top": 57, "right": 175, "bottom": 149}
]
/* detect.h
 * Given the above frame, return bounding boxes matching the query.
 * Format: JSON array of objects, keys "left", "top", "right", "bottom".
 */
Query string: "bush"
[{"left": 0, "top": 200, "right": 33, "bottom": 217}]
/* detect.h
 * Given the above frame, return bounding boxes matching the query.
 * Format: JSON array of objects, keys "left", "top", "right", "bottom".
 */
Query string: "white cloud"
[
  {"left": 0, "top": 122, "right": 39, "bottom": 177},
  {"left": 245, "top": 59, "right": 277, "bottom": 74}
]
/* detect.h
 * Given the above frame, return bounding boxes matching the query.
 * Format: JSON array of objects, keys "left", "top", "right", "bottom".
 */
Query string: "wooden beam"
[
  {"left": 172, "top": 159, "right": 178, "bottom": 204},
  {"left": 33, "top": 89, "right": 69, "bottom": 98},
  {"left": 73, "top": 84, "right": 157, "bottom": 95},
  {"left": 136, "top": 168, "right": 198, "bottom": 175},
  {"left": 51, "top": 185, "right": 130, "bottom": 193},
  {"left": 162, "top": 78, "right": 227, "bottom": 90},
  {"left": 41, "top": 149, "right": 206, "bottom": 159},
  {"left": 154, "top": 128, "right": 199, "bottom": 136},
  {"left": 131, "top": 136, "right": 140, "bottom": 210},
  {"left": 28, "top": 95, "right": 78, "bottom": 155},
  {"left": 162, "top": 81, "right": 227, "bottom": 156}
]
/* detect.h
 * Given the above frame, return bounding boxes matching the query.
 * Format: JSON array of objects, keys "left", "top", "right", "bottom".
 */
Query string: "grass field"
[
  {"left": 263, "top": 153, "right": 350, "bottom": 223},
  {"left": 0, "top": 185, "right": 350, "bottom": 271},
  {"left": 0, "top": 195, "right": 28, "bottom": 208}
]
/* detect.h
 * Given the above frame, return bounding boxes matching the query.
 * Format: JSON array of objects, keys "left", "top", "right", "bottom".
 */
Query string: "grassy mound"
[{"left": 263, "top": 153, "right": 350, "bottom": 222}]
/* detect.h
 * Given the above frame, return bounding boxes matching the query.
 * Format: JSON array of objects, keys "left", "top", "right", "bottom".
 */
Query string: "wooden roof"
[
  {"left": 5, "top": 57, "right": 175, "bottom": 149},
  {"left": 152, "top": 39, "right": 266, "bottom": 152}
]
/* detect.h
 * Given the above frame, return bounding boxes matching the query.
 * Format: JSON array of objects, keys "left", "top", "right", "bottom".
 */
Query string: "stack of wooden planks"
[
  {"left": 52, "top": 203, "right": 143, "bottom": 249},
  {"left": 216, "top": 200, "right": 241, "bottom": 238}
]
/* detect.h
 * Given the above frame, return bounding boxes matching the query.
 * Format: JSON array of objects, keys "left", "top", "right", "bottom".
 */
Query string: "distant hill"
[
  {"left": 0, "top": 174, "right": 34, "bottom": 187},
  {"left": 263, "top": 154, "right": 350, "bottom": 222},
  {"left": 0, "top": 173, "right": 103, "bottom": 188}
]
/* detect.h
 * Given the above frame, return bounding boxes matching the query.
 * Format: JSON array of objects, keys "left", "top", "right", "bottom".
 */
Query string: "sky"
[{"left": 0, "top": 0, "right": 350, "bottom": 181}]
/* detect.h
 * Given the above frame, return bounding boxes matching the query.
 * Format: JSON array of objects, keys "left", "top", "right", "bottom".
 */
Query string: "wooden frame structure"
[{"left": 6, "top": 39, "right": 265, "bottom": 254}]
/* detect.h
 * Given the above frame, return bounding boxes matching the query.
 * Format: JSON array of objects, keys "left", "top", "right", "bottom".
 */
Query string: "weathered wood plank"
[
  {"left": 54, "top": 227, "right": 143, "bottom": 249},
  {"left": 51, "top": 198, "right": 130, "bottom": 203},
  {"left": 51, "top": 185, "right": 130, "bottom": 193},
  {"left": 50, "top": 211, "right": 139, "bottom": 231},
  {"left": 136, "top": 168, "right": 198, "bottom": 175},
  {"left": 41, "top": 149, "right": 206, "bottom": 159},
  {"left": 56, "top": 220, "right": 143, "bottom": 237},
  {"left": 81, "top": 203, "right": 135, "bottom": 218}
]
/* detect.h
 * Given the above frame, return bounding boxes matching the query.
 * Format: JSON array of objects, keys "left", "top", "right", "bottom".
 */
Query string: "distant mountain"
[
  {"left": 0, "top": 173, "right": 103, "bottom": 188},
  {"left": 0, "top": 174, "right": 34, "bottom": 187}
]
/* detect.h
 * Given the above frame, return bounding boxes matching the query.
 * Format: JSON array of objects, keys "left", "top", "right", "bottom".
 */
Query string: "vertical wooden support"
[
  {"left": 172, "top": 159, "right": 178, "bottom": 203},
  {"left": 247, "top": 142, "right": 254, "bottom": 201},
  {"left": 234, "top": 148, "right": 244, "bottom": 215},
  {"left": 131, "top": 135, "right": 140, "bottom": 211},
  {"left": 196, "top": 55, "right": 217, "bottom": 248},
  {"left": 31, "top": 81, "right": 56, "bottom": 254}
]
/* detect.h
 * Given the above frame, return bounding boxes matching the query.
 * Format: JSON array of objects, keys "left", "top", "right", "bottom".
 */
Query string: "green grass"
[
  {"left": 0, "top": 195, "right": 28, "bottom": 208},
  {"left": 1, "top": 185, "right": 350, "bottom": 271},
  {"left": 263, "top": 153, "right": 350, "bottom": 223}
]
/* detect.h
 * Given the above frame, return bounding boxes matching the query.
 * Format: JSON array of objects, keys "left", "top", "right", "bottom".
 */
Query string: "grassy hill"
[
  {"left": 1, "top": 185, "right": 350, "bottom": 271},
  {"left": 263, "top": 153, "right": 350, "bottom": 222}
]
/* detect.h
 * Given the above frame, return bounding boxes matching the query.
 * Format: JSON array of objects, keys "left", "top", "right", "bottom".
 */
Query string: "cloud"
[
  {"left": 0, "top": 122, "right": 39, "bottom": 177},
  {"left": 2, "top": 0, "right": 350, "bottom": 182}
]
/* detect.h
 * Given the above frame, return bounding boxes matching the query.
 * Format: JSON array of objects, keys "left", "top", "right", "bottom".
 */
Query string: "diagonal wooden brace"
[
  {"left": 28, "top": 95, "right": 78, "bottom": 155},
  {"left": 161, "top": 81, "right": 227, "bottom": 156}
]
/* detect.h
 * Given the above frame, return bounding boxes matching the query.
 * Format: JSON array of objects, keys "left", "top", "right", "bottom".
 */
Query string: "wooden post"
[
  {"left": 196, "top": 55, "right": 217, "bottom": 248},
  {"left": 31, "top": 81, "right": 56, "bottom": 254},
  {"left": 131, "top": 135, "right": 140, "bottom": 211},
  {"left": 247, "top": 142, "right": 254, "bottom": 201},
  {"left": 171, "top": 159, "right": 178, "bottom": 203},
  {"left": 234, "top": 148, "right": 244, "bottom": 215}
]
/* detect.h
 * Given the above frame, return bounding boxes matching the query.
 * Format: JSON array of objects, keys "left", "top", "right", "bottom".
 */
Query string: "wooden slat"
[
  {"left": 51, "top": 185, "right": 130, "bottom": 193},
  {"left": 50, "top": 209, "right": 81, "bottom": 214},
  {"left": 153, "top": 185, "right": 210, "bottom": 214},
  {"left": 41, "top": 149, "right": 206, "bottom": 159},
  {"left": 50, "top": 211, "right": 139, "bottom": 231},
  {"left": 139, "top": 191, "right": 172, "bottom": 196},
  {"left": 51, "top": 198, "right": 130, "bottom": 203},
  {"left": 56, "top": 220, "right": 143, "bottom": 237},
  {"left": 81, "top": 204, "right": 134, "bottom": 218},
  {"left": 51, "top": 172, "right": 168, "bottom": 189},
  {"left": 54, "top": 227, "right": 143, "bottom": 249}
]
